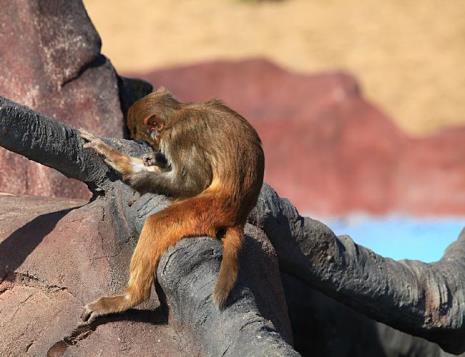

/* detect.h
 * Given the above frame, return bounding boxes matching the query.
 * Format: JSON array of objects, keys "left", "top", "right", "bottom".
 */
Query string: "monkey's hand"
[
  {"left": 79, "top": 129, "right": 162, "bottom": 181},
  {"left": 142, "top": 153, "right": 157, "bottom": 167},
  {"left": 79, "top": 128, "right": 132, "bottom": 175}
]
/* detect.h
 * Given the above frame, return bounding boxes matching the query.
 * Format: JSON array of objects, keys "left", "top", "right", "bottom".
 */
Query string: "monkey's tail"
[{"left": 213, "top": 225, "right": 244, "bottom": 309}]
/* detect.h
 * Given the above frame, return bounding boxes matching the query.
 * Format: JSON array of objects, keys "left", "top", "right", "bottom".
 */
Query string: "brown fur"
[{"left": 79, "top": 87, "right": 264, "bottom": 323}]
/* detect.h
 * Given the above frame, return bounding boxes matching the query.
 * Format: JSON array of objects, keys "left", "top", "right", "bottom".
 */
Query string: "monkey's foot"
[{"left": 80, "top": 294, "right": 128, "bottom": 325}]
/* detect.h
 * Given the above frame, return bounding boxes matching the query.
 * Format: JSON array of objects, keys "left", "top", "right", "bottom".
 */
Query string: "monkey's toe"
[
  {"left": 78, "top": 128, "right": 97, "bottom": 142},
  {"left": 83, "top": 142, "right": 95, "bottom": 149},
  {"left": 81, "top": 306, "right": 90, "bottom": 320},
  {"left": 82, "top": 140, "right": 104, "bottom": 152},
  {"left": 80, "top": 302, "right": 106, "bottom": 325},
  {"left": 80, "top": 294, "right": 130, "bottom": 325},
  {"left": 83, "top": 140, "right": 107, "bottom": 157},
  {"left": 80, "top": 305, "right": 95, "bottom": 324}
]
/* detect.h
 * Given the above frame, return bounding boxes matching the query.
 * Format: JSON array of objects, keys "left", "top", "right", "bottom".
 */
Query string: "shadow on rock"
[{"left": 0, "top": 208, "right": 74, "bottom": 276}]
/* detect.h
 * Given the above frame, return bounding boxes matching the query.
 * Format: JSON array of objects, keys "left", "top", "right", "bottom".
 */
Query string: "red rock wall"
[
  {"left": 133, "top": 59, "right": 465, "bottom": 216},
  {"left": 0, "top": 0, "right": 125, "bottom": 199}
]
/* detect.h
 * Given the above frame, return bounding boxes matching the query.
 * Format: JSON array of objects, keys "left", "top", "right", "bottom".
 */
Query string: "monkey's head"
[{"left": 127, "top": 87, "right": 182, "bottom": 149}]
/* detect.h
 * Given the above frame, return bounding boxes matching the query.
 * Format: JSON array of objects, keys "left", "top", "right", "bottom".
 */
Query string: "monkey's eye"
[
  {"left": 153, "top": 122, "right": 164, "bottom": 131},
  {"left": 144, "top": 115, "right": 164, "bottom": 132}
]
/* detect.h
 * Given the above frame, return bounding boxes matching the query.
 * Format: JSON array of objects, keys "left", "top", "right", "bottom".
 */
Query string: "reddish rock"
[
  {"left": 0, "top": 0, "right": 125, "bottom": 200},
  {"left": 398, "top": 129, "right": 465, "bottom": 215},
  {"left": 0, "top": 194, "right": 194, "bottom": 356},
  {"left": 134, "top": 59, "right": 465, "bottom": 215}
]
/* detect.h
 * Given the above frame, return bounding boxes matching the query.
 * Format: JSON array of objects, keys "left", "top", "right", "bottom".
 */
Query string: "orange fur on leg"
[{"left": 81, "top": 193, "right": 238, "bottom": 322}]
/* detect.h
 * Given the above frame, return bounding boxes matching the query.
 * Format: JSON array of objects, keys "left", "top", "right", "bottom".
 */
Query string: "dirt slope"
[{"left": 84, "top": 0, "right": 465, "bottom": 135}]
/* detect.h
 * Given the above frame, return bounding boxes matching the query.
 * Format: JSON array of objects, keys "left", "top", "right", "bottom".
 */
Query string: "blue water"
[{"left": 324, "top": 217, "right": 465, "bottom": 263}]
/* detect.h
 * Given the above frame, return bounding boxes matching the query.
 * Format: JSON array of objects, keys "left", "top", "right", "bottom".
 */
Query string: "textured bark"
[
  {"left": 0, "top": 96, "right": 109, "bottom": 191},
  {"left": 250, "top": 185, "right": 465, "bottom": 354},
  {"left": 0, "top": 0, "right": 127, "bottom": 199}
]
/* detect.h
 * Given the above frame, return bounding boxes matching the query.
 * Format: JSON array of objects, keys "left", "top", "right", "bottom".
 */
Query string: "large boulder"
[
  {"left": 0, "top": 0, "right": 126, "bottom": 199},
  {"left": 137, "top": 59, "right": 465, "bottom": 216},
  {"left": 0, "top": 194, "right": 194, "bottom": 356}
]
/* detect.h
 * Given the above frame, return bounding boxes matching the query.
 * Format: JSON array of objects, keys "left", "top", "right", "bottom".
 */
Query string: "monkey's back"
[{"left": 177, "top": 100, "right": 264, "bottom": 220}]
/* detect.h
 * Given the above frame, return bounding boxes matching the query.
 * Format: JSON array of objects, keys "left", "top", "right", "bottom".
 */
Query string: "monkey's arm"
[
  {"left": 80, "top": 129, "right": 204, "bottom": 197},
  {"left": 80, "top": 129, "right": 162, "bottom": 176},
  {"left": 122, "top": 170, "right": 202, "bottom": 197}
]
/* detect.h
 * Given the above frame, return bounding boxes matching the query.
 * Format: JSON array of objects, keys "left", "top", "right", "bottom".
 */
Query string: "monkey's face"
[
  {"left": 128, "top": 120, "right": 153, "bottom": 148},
  {"left": 127, "top": 111, "right": 166, "bottom": 149},
  {"left": 142, "top": 115, "right": 165, "bottom": 146}
]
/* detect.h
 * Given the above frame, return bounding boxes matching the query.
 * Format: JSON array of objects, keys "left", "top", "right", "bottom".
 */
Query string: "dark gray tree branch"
[
  {"left": 0, "top": 96, "right": 110, "bottom": 192},
  {"left": 251, "top": 184, "right": 465, "bottom": 354}
]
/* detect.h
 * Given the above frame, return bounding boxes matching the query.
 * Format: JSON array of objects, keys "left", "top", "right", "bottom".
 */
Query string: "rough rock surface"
[
  {"left": 137, "top": 59, "right": 465, "bottom": 216},
  {"left": 0, "top": 0, "right": 126, "bottom": 199},
  {"left": 0, "top": 189, "right": 455, "bottom": 357},
  {"left": 0, "top": 194, "right": 194, "bottom": 357}
]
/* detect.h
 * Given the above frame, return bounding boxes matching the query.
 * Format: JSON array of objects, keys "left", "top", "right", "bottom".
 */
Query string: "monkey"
[{"left": 79, "top": 87, "right": 264, "bottom": 323}]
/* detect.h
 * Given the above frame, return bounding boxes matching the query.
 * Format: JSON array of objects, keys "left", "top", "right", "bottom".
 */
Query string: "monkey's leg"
[
  {"left": 81, "top": 199, "right": 219, "bottom": 324},
  {"left": 81, "top": 215, "right": 160, "bottom": 324},
  {"left": 213, "top": 225, "right": 244, "bottom": 308}
]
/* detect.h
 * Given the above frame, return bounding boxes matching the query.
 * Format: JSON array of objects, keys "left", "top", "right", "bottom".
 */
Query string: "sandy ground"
[{"left": 84, "top": 0, "right": 465, "bottom": 135}]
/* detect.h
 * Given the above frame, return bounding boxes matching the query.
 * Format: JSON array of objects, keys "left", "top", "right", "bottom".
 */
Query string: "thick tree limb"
[
  {"left": 0, "top": 96, "right": 111, "bottom": 192},
  {"left": 251, "top": 185, "right": 465, "bottom": 354}
]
